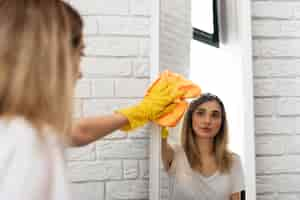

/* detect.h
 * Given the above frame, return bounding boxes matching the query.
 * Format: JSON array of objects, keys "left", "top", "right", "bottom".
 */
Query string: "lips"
[{"left": 200, "top": 127, "right": 212, "bottom": 132}]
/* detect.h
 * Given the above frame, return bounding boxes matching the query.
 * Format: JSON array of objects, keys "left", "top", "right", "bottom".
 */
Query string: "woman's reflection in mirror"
[{"left": 161, "top": 93, "right": 245, "bottom": 200}]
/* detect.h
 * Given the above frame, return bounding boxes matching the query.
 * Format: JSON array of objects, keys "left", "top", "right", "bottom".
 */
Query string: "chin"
[{"left": 196, "top": 133, "right": 215, "bottom": 139}]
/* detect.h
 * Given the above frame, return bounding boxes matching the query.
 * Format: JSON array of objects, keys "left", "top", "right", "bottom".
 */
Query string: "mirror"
[{"left": 150, "top": 0, "right": 256, "bottom": 199}]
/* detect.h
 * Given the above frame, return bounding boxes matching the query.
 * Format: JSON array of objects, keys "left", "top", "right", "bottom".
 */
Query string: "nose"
[{"left": 203, "top": 114, "right": 212, "bottom": 124}]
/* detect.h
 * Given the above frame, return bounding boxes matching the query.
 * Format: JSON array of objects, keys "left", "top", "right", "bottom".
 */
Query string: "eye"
[
  {"left": 195, "top": 110, "right": 205, "bottom": 116},
  {"left": 211, "top": 112, "right": 221, "bottom": 118}
]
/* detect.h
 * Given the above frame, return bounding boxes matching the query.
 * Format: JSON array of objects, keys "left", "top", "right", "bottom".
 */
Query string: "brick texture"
[{"left": 253, "top": 0, "right": 300, "bottom": 198}]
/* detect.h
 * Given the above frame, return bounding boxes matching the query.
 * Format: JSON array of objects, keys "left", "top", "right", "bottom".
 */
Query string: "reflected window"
[{"left": 192, "top": 0, "right": 219, "bottom": 47}]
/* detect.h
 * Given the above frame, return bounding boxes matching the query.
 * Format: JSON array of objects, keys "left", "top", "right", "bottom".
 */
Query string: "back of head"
[{"left": 0, "top": 0, "right": 83, "bottom": 136}]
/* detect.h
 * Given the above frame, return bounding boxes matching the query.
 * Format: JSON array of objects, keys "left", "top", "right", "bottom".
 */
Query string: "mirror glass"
[
  {"left": 192, "top": 0, "right": 214, "bottom": 34},
  {"left": 155, "top": 0, "right": 255, "bottom": 199}
]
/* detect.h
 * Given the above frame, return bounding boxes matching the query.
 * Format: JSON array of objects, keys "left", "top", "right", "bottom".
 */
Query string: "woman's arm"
[
  {"left": 69, "top": 113, "right": 129, "bottom": 147},
  {"left": 230, "top": 192, "right": 241, "bottom": 200},
  {"left": 161, "top": 137, "right": 174, "bottom": 171}
]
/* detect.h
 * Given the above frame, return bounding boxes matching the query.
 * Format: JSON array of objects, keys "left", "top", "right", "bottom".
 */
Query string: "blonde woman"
[
  {"left": 0, "top": 1, "right": 181, "bottom": 199},
  {"left": 162, "top": 93, "right": 245, "bottom": 200}
]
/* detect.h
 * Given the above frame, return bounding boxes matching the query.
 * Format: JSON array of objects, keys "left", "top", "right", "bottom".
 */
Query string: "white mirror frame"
[{"left": 149, "top": 0, "right": 256, "bottom": 199}]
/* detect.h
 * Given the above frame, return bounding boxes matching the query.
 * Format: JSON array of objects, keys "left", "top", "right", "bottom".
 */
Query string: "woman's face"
[{"left": 192, "top": 100, "right": 223, "bottom": 139}]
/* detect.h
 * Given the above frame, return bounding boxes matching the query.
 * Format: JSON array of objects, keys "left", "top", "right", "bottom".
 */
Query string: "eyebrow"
[{"left": 195, "top": 108, "right": 221, "bottom": 113}]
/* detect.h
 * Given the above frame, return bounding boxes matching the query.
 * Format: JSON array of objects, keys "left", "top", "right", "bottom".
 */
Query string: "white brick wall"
[
  {"left": 67, "top": 0, "right": 151, "bottom": 199},
  {"left": 253, "top": 0, "right": 300, "bottom": 198}
]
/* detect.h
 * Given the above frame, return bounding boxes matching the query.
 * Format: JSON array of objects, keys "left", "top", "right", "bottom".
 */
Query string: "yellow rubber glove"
[{"left": 116, "top": 71, "right": 185, "bottom": 131}]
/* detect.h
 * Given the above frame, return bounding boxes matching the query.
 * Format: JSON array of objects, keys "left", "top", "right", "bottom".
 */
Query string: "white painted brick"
[
  {"left": 256, "top": 155, "right": 300, "bottom": 174},
  {"left": 91, "top": 79, "right": 114, "bottom": 97},
  {"left": 106, "top": 180, "right": 148, "bottom": 200},
  {"left": 277, "top": 194, "right": 300, "bottom": 200},
  {"left": 83, "top": 99, "right": 115, "bottom": 116},
  {"left": 85, "top": 37, "right": 140, "bottom": 57},
  {"left": 68, "top": 0, "right": 129, "bottom": 15},
  {"left": 253, "top": 20, "right": 300, "bottom": 37},
  {"left": 96, "top": 139, "right": 149, "bottom": 159},
  {"left": 257, "top": 195, "right": 276, "bottom": 200},
  {"left": 254, "top": 98, "right": 276, "bottom": 116},
  {"left": 99, "top": 16, "right": 150, "bottom": 36},
  {"left": 130, "top": 0, "right": 151, "bottom": 16},
  {"left": 133, "top": 58, "right": 150, "bottom": 77},
  {"left": 128, "top": 124, "right": 151, "bottom": 139},
  {"left": 254, "top": 79, "right": 300, "bottom": 97},
  {"left": 254, "top": 39, "right": 300, "bottom": 57},
  {"left": 70, "top": 182, "right": 104, "bottom": 200},
  {"left": 123, "top": 160, "right": 138, "bottom": 179},
  {"left": 139, "top": 38, "right": 150, "bottom": 57},
  {"left": 254, "top": 79, "right": 275, "bottom": 97},
  {"left": 257, "top": 175, "right": 300, "bottom": 193},
  {"left": 252, "top": 2, "right": 300, "bottom": 19},
  {"left": 81, "top": 57, "right": 132, "bottom": 77},
  {"left": 75, "top": 79, "right": 91, "bottom": 98},
  {"left": 73, "top": 99, "right": 82, "bottom": 119},
  {"left": 139, "top": 160, "right": 149, "bottom": 179},
  {"left": 160, "top": 169, "right": 171, "bottom": 199},
  {"left": 295, "top": 117, "right": 300, "bottom": 133},
  {"left": 82, "top": 16, "right": 98, "bottom": 35},
  {"left": 66, "top": 144, "right": 96, "bottom": 161},
  {"left": 67, "top": 160, "right": 122, "bottom": 182},
  {"left": 285, "top": 136, "right": 300, "bottom": 154},
  {"left": 115, "top": 78, "right": 149, "bottom": 97},
  {"left": 254, "top": 59, "right": 300, "bottom": 77},
  {"left": 278, "top": 98, "right": 300, "bottom": 115},
  {"left": 255, "top": 136, "right": 285, "bottom": 155},
  {"left": 256, "top": 175, "right": 277, "bottom": 193},
  {"left": 255, "top": 117, "right": 296, "bottom": 134},
  {"left": 82, "top": 99, "right": 134, "bottom": 117},
  {"left": 103, "top": 130, "right": 127, "bottom": 140}
]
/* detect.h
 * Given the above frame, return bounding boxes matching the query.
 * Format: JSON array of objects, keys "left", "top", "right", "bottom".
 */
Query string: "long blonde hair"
[
  {"left": 0, "top": 0, "right": 83, "bottom": 136},
  {"left": 181, "top": 93, "right": 233, "bottom": 173}
]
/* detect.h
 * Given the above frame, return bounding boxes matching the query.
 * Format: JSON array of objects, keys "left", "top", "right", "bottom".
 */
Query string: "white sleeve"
[
  {"left": 230, "top": 154, "right": 245, "bottom": 194},
  {"left": 0, "top": 123, "right": 51, "bottom": 200}
]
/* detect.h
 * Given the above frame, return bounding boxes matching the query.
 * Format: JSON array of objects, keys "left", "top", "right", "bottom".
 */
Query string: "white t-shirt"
[
  {"left": 168, "top": 145, "right": 245, "bottom": 200},
  {"left": 0, "top": 117, "right": 71, "bottom": 200}
]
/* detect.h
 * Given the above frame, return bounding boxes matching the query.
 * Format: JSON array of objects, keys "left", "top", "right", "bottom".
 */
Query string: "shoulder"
[
  {"left": 0, "top": 117, "right": 39, "bottom": 145},
  {"left": 231, "top": 152, "right": 242, "bottom": 163},
  {"left": 172, "top": 143, "right": 183, "bottom": 152},
  {"left": 171, "top": 143, "right": 186, "bottom": 158},
  {"left": 229, "top": 152, "right": 244, "bottom": 174},
  {"left": 0, "top": 117, "right": 61, "bottom": 158}
]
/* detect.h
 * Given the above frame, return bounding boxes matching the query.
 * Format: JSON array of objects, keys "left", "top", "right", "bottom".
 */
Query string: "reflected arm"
[
  {"left": 161, "top": 137, "right": 174, "bottom": 171},
  {"left": 231, "top": 192, "right": 242, "bottom": 200}
]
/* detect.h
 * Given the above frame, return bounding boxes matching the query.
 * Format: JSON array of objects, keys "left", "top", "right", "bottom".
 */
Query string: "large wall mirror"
[{"left": 150, "top": 0, "right": 256, "bottom": 199}]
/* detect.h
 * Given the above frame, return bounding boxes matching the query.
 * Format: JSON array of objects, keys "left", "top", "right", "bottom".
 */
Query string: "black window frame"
[{"left": 192, "top": 0, "right": 219, "bottom": 48}]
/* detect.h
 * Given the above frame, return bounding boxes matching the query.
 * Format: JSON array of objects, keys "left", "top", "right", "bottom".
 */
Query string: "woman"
[
  {"left": 0, "top": 0, "right": 181, "bottom": 199},
  {"left": 161, "top": 93, "right": 245, "bottom": 200}
]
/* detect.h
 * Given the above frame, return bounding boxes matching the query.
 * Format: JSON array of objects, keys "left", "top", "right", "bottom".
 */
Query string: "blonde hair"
[
  {"left": 181, "top": 93, "right": 233, "bottom": 173},
  {"left": 0, "top": 0, "right": 83, "bottom": 136}
]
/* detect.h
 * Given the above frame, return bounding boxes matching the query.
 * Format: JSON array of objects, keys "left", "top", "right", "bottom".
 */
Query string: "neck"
[{"left": 196, "top": 137, "right": 214, "bottom": 157}]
